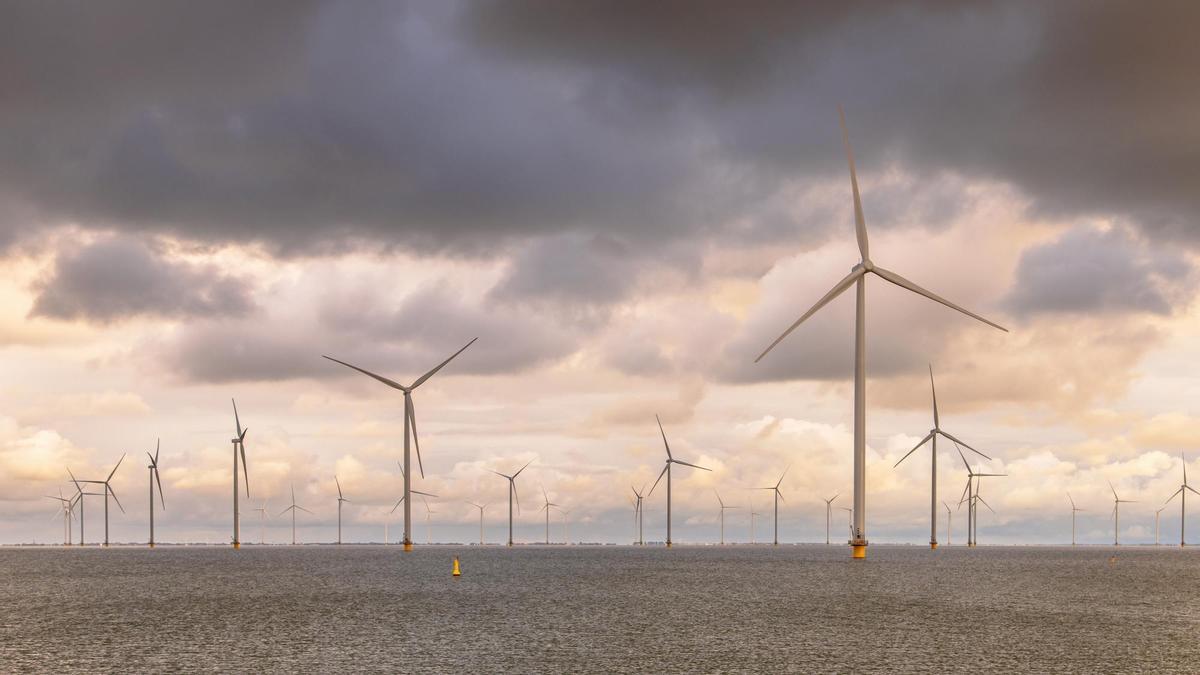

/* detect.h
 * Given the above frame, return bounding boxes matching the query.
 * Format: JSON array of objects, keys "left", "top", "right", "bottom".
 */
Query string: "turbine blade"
[
  {"left": 240, "top": 442, "right": 250, "bottom": 498},
  {"left": 893, "top": 432, "right": 934, "bottom": 468},
  {"left": 928, "top": 364, "right": 939, "bottom": 428},
  {"left": 754, "top": 268, "right": 864, "bottom": 363},
  {"left": 1108, "top": 480, "right": 1118, "bottom": 500},
  {"left": 671, "top": 459, "right": 711, "bottom": 471},
  {"left": 977, "top": 496, "right": 996, "bottom": 514},
  {"left": 870, "top": 265, "right": 1008, "bottom": 333},
  {"left": 1165, "top": 487, "right": 1182, "bottom": 504},
  {"left": 776, "top": 464, "right": 791, "bottom": 488},
  {"left": 656, "top": 414, "right": 672, "bottom": 460},
  {"left": 232, "top": 398, "right": 243, "bottom": 436},
  {"left": 411, "top": 490, "right": 439, "bottom": 498},
  {"left": 107, "top": 484, "right": 125, "bottom": 514},
  {"left": 107, "top": 453, "right": 126, "bottom": 482},
  {"left": 154, "top": 467, "right": 165, "bottom": 510},
  {"left": 513, "top": 459, "right": 533, "bottom": 478},
  {"left": 1187, "top": 486, "right": 1200, "bottom": 496},
  {"left": 322, "top": 355, "right": 407, "bottom": 391},
  {"left": 154, "top": 438, "right": 160, "bottom": 464},
  {"left": 937, "top": 430, "right": 991, "bottom": 461},
  {"left": 410, "top": 337, "right": 478, "bottom": 389},
  {"left": 335, "top": 475, "right": 343, "bottom": 500},
  {"left": 390, "top": 496, "right": 405, "bottom": 514},
  {"left": 837, "top": 105, "right": 869, "bottom": 262},
  {"left": 647, "top": 464, "right": 669, "bottom": 497},
  {"left": 1067, "top": 492, "right": 1076, "bottom": 509},
  {"left": 777, "top": 489, "right": 786, "bottom": 503},
  {"left": 298, "top": 506, "right": 313, "bottom": 514}
]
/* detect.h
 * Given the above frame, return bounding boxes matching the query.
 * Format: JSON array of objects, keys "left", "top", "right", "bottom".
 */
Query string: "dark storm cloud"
[
  {"left": 1, "top": 1, "right": 1197, "bottom": 261},
  {"left": 1005, "top": 226, "right": 1193, "bottom": 318},
  {"left": 30, "top": 236, "right": 256, "bottom": 323}
]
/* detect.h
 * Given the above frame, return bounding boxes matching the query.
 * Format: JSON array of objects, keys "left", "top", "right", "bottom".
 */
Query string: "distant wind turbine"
[
  {"left": 146, "top": 440, "right": 164, "bottom": 548},
  {"left": 467, "top": 502, "right": 486, "bottom": 545},
  {"left": 894, "top": 365, "right": 990, "bottom": 549},
  {"left": 68, "top": 454, "right": 125, "bottom": 547},
  {"left": 943, "top": 501, "right": 952, "bottom": 546},
  {"left": 539, "top": 486, "right": 561, "bottom": 545},
  {"left": 279, "top": 483, "right": 312, "bottom": 545},
  {"left": 954, "top": 445, "right": 1004, "bottom": 547},
  {"left": 838, "top": 506, "right": 854, "bottom": 541},
  {"left": 647, "top": 415, "right": 711, "bottom": 547},
  {"left": 323, "top": 337, "right": 477, "bottom": 551},
  {"left": 1161, "top": 449, "right": 1200, "bottom": 542},
  {"left": 253, "top": 500, "right": 269, "bottom": 545},
  {"left": 715, "top": 490, "right": 738, "bottom": 546},
  {"left": 822, "top": 494, "right": 838, "bottom": 545},
  {"left": 1068, "top": 492, "right": 1084, "bottom": 546},
  {"left": 335, "top": 476, "right": 349, "bottom": 545},
  {"left": 422, "top": 497, "right": 436, "bottom": 544},
  {"left": 1155, "top": 506, "right": 1166, "bottom": 546},
  {"left": 631, "top": 484, "right": 646, "bottom": 545},
  {"left": 755, "top": 466, "right": 789, "bottom": 546},
  {"left": 230, "top": 399, "right": 250, "bottom": 549},
  {"left": 754, "top": 107, "right": 1008, "bottom": 559},
  {"left": 493, "top": 460, "right": 532, "bottom": 547},
  {"left": 1108, "top": 481, "right": 1135, "bottom": 546},
  {"left": 46, "top": 489, "right": 76, "bottom": 546}
]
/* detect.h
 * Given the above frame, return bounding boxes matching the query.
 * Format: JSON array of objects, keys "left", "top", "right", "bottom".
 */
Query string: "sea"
[{"left": 2, "top": 545, "right": 1197, "bottom": 673}]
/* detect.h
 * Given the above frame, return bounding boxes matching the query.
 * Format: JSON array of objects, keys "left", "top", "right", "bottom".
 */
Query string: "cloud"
[
  {"left": 1005, "top": 225, "right": 1193, "bottom": 317},
  {"left": 30, "top": 235, "right": 256, "bottom": 323}
]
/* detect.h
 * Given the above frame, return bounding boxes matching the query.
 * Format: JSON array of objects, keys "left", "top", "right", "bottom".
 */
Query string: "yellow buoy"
[{"left": 452, "top": 557, "right": 461, "bottom": 577}]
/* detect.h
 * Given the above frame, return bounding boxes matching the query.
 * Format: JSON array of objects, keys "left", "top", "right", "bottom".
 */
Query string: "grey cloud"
[
  {"left": 30, "top": 236, "right": 256, "bottom": 323},
  {"left": 1005, "top": 225, "right": 1193, "bottom": 317}
]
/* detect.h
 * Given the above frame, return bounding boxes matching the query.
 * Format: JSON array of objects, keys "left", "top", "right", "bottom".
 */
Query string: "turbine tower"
[
  {"left": 894, "top": 365, "right": 990, "bottom": 549},
  {"left": 631, "top": 484, "right": 646, "bottom": 545},
  {"left": 68, "top": 455, "right": 125, "bottom": 547},
  {"left": 539, "top": 486, "right": 561, "bottom": 545},
  {"left": 279, "top": 483, "right": 312, "bottom": 545},
  {"left": 323, "top": 337, "right": 477, "bottom": 552},
  {"left": 715, "top": 490, "right": 738, "bottom": 545},
  {"left": 1068, "top": 492, "right": 1084, "bottom": 546},
  {"left": 822, "top": 494, "right": 838, "bottom": 545},
  {"left": 493, "top": 460, "right": 532, "bottom": 547},
  {"left": 335, "top": 476, "right": 349, "bottom": 545},
  {"left": 647, "top": 415, "right": 710, "bottom": 548},
  {"left": 754, "top": 107, "right": 1007, "bottom": 559},
  {"left": 1161, "top": 449, "right": 1190, "bottom": 542},
  {"left": 230, "top": 399, "right": 250, "bottom": 549},
  {"left": 146, "top": 440, "right": 164, "bottom": 548},
  {"left": 467, "top": 502, "right": 486, "bottom": 545},
  {"left": 1108, "top": 480, "right": 1135, "bottom": 547},
  {"left": 756, "top": 466, "right": 789, "bottom": 546}
]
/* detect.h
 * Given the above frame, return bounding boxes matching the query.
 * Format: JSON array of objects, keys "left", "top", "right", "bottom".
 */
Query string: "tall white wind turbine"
[
  {"left": 230, "top": 399, "right": 250, "bottom": 549},
  {"left": 1108, "top": 480, "right": 1136, "bottom": 546},
  {"left": 755, "top": 466, "right": 789, "bottom": 546},
  {"left": 1156, "top": 449, "right": 1195, "bottom": 542},
  {"left": 715, "top": 490, "right": 738, "bottom": 546},
  {"left": 1068, "top": 492, "right": 1084, "bottom": 546},
  {"left": 894, "top": 365, "right": 991, "bottom": 549},
  {"left": 754, "top": 107, "right": 1008, "bottom": 559},
  {"left": 279, "top": 483, "right": 312, "bottom": 545},
  {"left": 493, "top": 460, "right": 532, "bottom": 547},
  {"left": 146, "top": 440, "right": 164, "bottom": 548},
  {"left": 335, "top": 476, "right": 349, "bottom": 545},
  {"left": 68, "top": 455, "right": 126, "bottom": 547},
  {"left": 822, "top": 494, "right": 838, "bottom": 545},
  {"left": 323, "top": 338, "right": 477, "bottom": 551},
  {"left": 647, "top": 415, "right": 711, "bottom": 548}
]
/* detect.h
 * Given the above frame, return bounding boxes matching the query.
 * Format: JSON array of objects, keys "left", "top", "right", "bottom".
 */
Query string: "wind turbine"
[
  {"left": 756, "top": 466, "right": 789, "bottom": 546},
  {"left": 1068, "top": 492, "right": 1084, "bottom": 546},
  {"left": 822, "top": 494, "right": 838, "bottom": 545},
  {"left": 334, "top": 476, "right": 349, "bottom": 545},
  {"left": 492, "top": 460, "right": 532, "bottom": 547},
  {"left": 954, "top": 445, "right": 1004, "bottom": 547},
  {"left": 749, "top": 503, "right": 761, "bottom": 544},
  {"left": 146, "top": 440, "right": 164, "bottom": 548},
  {"left": 253, "top": 500, "right": 269, "bottom": 545},
  {"left": 46, "top": 489, "right": 76, "bottom": 546},
  {"left": 647, "top": 415, "right": 711, "bottom": 547},
  {"left": 1108, "top": 480, "right": 1135, "bottom": 546},
  {"left": 943, "top": 501, "right": 952, "bottom": 546},
  {"left": 715, "top": 490, "right": 738, "bottom": 545},
  {"left": 278, "top": 483, "right": 312, "bottom": 545},
  {"left": 631, "top": 484, "right": 646, "bottom": 545},
  {"left": 1166, "top": 449, "right": 1195, "bottom": 542},
  {"left": 838, "top": 506, "right": 854, "bottom": 541},
  {"left": 421, "top": 497, "right": 436, "bottom": 544},
  {"left": 1155, "top": 506, "right": 1165, "bottom": 546},
  {"left": 894, "top": 365, "right": 991, "bottom": 549},
  {"left": 467, "top": 502, "right": 486, "bottom": 545},
  {"left": 230, "top": 399, "right": 250, "bottom": 549},
  {"left": 754, "top": 107, "right": 1007, "bottom": 559},
  {"left": 323, "top": 338, "right": 477, "bottom": 552},
  {"left": 65, "top": 470, "right": 96, "bottom": 546},
  {"left": 539, "top": 486, "right": 561, "bottom": 545},
  {"left": 68, "top": 454, "right": 126, "bottom": 547}
]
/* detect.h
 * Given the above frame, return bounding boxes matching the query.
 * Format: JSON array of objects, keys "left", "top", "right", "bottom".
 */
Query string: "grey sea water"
[{"left": 1, "top": 545, "right": 1197, "bottom": 673}]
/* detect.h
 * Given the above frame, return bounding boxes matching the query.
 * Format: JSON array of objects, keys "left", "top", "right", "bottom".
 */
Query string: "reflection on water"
[{"left": 1, "top": 545, "right": 1198, "bottom": 672}]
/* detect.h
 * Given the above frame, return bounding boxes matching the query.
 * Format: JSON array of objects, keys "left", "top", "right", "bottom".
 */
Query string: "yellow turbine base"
[
  {"left": 404, "top": 542, "right": 413, "bottom": 552},
  {"left": 930, "top": 542, "right": 938, "bottom": 550},
  {"left": 666, "top": 541, "right": 672, "bottom": 548},
  {"left": 233, "top": 541, "right": 240, "bottom": 549},
  {"left": 452, "top": 557, "right": 461, "bottom": 577},
  {"left": 149, "top": 543, "right": 155, "bottom": 548},
  {"left": 852, "top": 544, "right": 867, "bottom": 559}
]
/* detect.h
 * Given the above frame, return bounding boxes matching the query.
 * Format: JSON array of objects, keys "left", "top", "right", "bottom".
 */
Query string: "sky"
[{"left": 3, "top": 1, "right": 1199, "bottom": 546}]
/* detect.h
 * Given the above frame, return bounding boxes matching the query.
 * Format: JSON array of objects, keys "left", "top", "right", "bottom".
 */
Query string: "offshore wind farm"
[{"left": 3, "top": 2, "right": 1199, "bottom": 673}]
